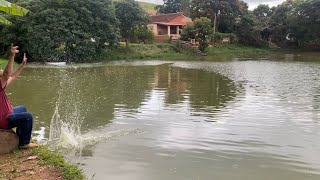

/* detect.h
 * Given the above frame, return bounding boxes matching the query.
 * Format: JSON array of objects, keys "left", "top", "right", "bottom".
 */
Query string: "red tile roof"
[
  {"left": 149, "top": 13, "right": 192, "bottom": 26},
  {"left": 150, "top": 13, "right": 184, "bottom": 23}
]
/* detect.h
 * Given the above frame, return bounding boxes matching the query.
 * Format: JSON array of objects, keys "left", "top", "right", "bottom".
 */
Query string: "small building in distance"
[{"left": 148, "top": 13, "right": 193, "bottom": 43}]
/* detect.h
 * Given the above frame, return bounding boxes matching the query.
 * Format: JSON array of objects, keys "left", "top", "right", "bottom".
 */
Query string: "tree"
[
  {"left": 265, "top": 0, "right": 320, "bottom": 48},
  {"left": 194, "top": 18, "right": 213, "bottom": 52},
  {"left": 131, "top": 26, "right": 154, "bottom": 44},
  {"left": 268, "top": 0, "right": 294, "bottom": 45},
  {"left": 253, "top": 5, "right": 273, "bottom": 40},
  {"left": 287, "top": 0, "right": 320, "bottom": 46},
  {"left": 115, "top": 0, "right": 148, "bottom": 48},
  {"left": 235, "top": 12, "right": 267, "bottom": 47},
  {"left": 180, "top": 25, "right": 196, "bottom": 41},
  {"left": 190, "top": 0, "right": 248, "bottom": 33},
  {"left": 181, "top": 17, "right": 213, "bottom": 52},
  {"left": 180, "top": 17, "right": 213, "bottom": 52},
  {"left": 253, "top": 4, "right": 273, "bottom": 19},
  {"left": 0, "top": 0, "right": 29, "bottom": 25},
  {"left": 0, "top": 0, "right": 119, "bottom": 62},
  {"left": 155, "top": 0, "right": 188, "bottom": 14}
]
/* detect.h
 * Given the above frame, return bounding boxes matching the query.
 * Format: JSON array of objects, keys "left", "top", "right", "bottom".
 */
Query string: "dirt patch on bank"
[{"left": 0, "top": 149, "right": 62, "bottom": 180}]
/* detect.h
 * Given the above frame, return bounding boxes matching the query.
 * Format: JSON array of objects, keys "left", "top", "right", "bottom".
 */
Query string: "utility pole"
[
  {"left": 214, "top": 10, "right": 220, "bottom": 34},
  {"left": 213, "top": 13, "right": 216, "bottom": 34}
]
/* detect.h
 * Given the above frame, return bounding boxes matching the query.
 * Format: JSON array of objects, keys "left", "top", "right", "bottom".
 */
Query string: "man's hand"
[
  {"left": 10, "top": 44, "right": 19, "bottom": 57},
  {"left": 22, "top": 53, "right": 27, "bottom": 65}
]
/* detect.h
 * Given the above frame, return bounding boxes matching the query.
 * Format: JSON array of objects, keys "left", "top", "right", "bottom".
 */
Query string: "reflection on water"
[{"left": 6, "top": 55, "right": 320, "bottom": 180}]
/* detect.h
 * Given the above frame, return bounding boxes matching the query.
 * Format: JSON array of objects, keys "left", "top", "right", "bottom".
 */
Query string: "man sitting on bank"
[{"left": 0, "top": 44, "right": 38, "bottom": 149}]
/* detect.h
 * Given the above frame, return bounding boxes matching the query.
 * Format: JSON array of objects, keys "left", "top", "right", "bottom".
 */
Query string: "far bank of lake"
[
  {"left": 101, "top": 43, "right": 281, "bottom": 61},
  {"left": 1, "top": 44, "right": 317, "bottom": 65}
]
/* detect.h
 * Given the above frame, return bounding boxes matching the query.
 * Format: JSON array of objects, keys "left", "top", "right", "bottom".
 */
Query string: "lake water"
[{"left": 7, "top": 53, "right": 320, "bottom": 179}]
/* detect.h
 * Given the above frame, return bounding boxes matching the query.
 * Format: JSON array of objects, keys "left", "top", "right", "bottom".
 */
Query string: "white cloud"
[
  {"left": 245, "top": 0, "right": 285, "bottom": 9},
  {"left": 137, "top": 0, "right": 162, "bottom": 5}
]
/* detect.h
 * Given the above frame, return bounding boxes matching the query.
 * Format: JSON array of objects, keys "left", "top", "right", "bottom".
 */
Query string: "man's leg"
[
  {"left": 7, "top": 112, "right": 33, "bottom": 146},
  {"left": 13, "top": 106, "right": 27, "bottom": 114}
]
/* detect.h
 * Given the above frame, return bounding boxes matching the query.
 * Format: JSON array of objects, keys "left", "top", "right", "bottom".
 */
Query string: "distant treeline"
[
  {"left": 0, "top": 0, "right": 318, "bottom": 62},
  {"left": 0, "top": 0, "right": 152, "bottom": 62},
  {"left": 157, "top": 0, "right": 320, "bottom": 49}
]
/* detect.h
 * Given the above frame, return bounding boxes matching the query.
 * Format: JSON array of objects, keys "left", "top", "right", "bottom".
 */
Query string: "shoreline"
[
  {"left": 0, "top": 146, "right": 85, "bottom": 180},
  {"left": 100, "top": 43, "right": 280, "bottom": 61},
  {"left": 1, "top": 44, "right": 318, "bottom": 65}
]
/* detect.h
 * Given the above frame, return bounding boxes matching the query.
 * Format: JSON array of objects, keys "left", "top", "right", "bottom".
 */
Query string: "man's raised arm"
[{"left": 1, "top": 44, "right": 19, "bottom": 88}]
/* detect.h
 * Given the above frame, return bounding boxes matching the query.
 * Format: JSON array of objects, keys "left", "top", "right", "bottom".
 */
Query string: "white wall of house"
[{"left": 147, "top": 24, "right": 158, "bottom": 35}]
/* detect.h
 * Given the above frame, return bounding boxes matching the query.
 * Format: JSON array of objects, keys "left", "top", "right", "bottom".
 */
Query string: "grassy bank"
[
  {"left": 207, "top": 44, "right": 277, "bottom": 57},
  {"left": 0, "top": 146, "right": 85, "bottom": 180},
  {"left": 113, "top": 0, "right": 156, "bottom": 12},
  {"left": 137, "top": 1, "right": 156, "bottom": 11},
  {"left": 101, "top": 43, "right": 277, "bottom": 61},
  {"left": 0, "top": 58, "right": 7, "bottom": 68},
  {"left": 0, "top": 57, "right": 20, "bottom": 69},
  {"left": 1, "top": 44, "right": 280, "bottom": 63},
  {"left": 33, "top": 146, "right": 85, "bottom": 180},
  {"left": 102, "top": 43, "right": 195, "bottom": 61}
]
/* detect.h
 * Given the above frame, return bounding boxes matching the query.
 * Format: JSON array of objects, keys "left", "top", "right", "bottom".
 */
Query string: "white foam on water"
[
  {"left": 46, "top": 62, "right": 67, "bottom": 66},
  {"left": 33, "top": 127, "right": 47, "bottom": 145},
  {"left": 81, "top": 128, "right": 143, "bottom": 147}
]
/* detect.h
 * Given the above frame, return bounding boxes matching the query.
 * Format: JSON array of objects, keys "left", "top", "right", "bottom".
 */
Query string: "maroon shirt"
[{"left": 0, "top": 81, "right": 13, "bottom": 129}]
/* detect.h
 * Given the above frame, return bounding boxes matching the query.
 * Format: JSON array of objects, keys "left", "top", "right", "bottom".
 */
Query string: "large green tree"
[
  {"left": 268, "top": 0, "right": 294, "bottom": 45},
  {"left": 155, "top": 0, "right": 189, "bottom": 14},
  {"left": 287, "top": 0, "right": 320, "bottom": 46},
  {"left": 253, "top": 4, "right": 273, "bottom": 19},
  {"left": 252, "top": 4, "right": 273, "bottom": 40},
  {"left": 267, "top": 0, "right": 319, "bottom": 47},
  {"left": 115, "top": 0, "right": 148, "bottom": 47},
  {"left": 235, "top": 12, "right": 267, "bottom": 47},
  {"left": 181, "top": 17, "right": 213, "bottom": 52},
  {"left": 1, "top": 0, "right": 119, "bottom": 62},
  {"left": 190, "top": 0, "right": 248, "bottom": 33},
  {"left": 194, "top": 17, "right": 213, "bottom": 52}
]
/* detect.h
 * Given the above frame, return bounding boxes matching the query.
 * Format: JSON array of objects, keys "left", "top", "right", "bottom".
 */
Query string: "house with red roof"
[{"left": 148, "top": 13, "right": 193, "bottom": 42}]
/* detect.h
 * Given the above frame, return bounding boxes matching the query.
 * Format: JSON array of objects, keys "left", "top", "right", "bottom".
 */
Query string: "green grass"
[
  {"left": 112, "top": 0, "right": 156, "bottom": 12},
  {"left": 0, "top": 58, "right": 7, "bottom": 69},
  {"left": 137, "top": 1, "right": 156, "bottom": 11},
  {"left": 0, "top": 57, "right": 20, "bottom": 69},
  {"left": 33, "top": 146, "right": 85, "bottom": 180},
  {"left": 101, "top": 43, "right": 195, "bottom": 61},
  {"left": 207, "top": 44, "right": 276, "bottom": 57},
  {"left": 1, "top": 44, "right": 278, "bottom": 63},
  {"left": 99, "top": 43, "right": 279, "bottom": 62}
]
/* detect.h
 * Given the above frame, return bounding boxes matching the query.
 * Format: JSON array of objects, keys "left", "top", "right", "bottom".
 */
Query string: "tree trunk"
[
  {"left": 125, "top": 38, "right": 129, "bottom": 48},
  {"left": 0, "top": 129, "right": 19, "bottom": 155}
]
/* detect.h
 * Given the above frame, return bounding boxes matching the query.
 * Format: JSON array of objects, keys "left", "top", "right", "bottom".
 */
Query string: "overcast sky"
[{"left": 137, "top": 0, "right": 286, "bottom": 10}]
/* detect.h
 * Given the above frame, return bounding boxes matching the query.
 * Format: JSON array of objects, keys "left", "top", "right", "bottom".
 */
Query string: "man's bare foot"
[{"left": 19, "top": 143, "right": 39, "bottom": 149}]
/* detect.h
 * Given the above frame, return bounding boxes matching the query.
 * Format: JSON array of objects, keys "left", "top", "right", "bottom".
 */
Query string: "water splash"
[
  {"left": 47, "top": 67, "right": 143, "bottom": 161},
  {"left": 48, "top": 98, "right": 142, "bottom": 161},
  {"left": 48, "top": 67, "right": 84, "bottom": 161},
  {"left": 49, "top": 103, "right": 82, "bottom": 149}
]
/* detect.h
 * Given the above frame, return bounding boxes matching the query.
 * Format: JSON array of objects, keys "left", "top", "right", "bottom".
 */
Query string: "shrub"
[{"left": 0, "top": 0, "right": 119, "bottom": 62}]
